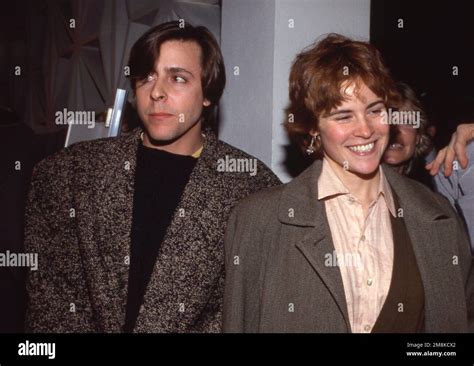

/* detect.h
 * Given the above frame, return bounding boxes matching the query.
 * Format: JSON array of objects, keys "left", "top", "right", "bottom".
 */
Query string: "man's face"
[
  {"left": 135, "top": 40, "right": 210, "bottom": 143},
  {"left": 317, "top": 81, "right": 390, "bottom": 177}
]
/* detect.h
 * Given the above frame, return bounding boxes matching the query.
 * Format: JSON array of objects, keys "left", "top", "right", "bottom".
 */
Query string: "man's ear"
[
  {"left": 130, "top": 94, "right": 137, "bottom": 109},
  {"left": 203, "top": 99, "right": 211, "bottom": 107}
]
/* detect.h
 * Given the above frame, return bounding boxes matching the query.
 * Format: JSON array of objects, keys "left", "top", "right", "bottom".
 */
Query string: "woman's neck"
[{"left": 324, "top": 156, "right": 381, "bottom": 207}]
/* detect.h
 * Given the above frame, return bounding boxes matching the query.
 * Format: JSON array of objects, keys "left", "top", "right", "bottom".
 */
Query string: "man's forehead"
[{"left": 154, "top": 40, "right": 202, "bottom": 71}]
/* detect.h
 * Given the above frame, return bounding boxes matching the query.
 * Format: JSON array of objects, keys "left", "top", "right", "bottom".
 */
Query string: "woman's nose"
[{"left": 354, "top": 116, "right": 374, "bottom": 138}]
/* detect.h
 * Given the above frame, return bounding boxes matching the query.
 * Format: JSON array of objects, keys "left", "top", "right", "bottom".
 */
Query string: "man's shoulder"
[
  {"left": 35, "top": 133, "right": 132, "bottom": 173},
  {"left": 214, "top": 138, "right": 281, "bottom": 185},
  {"left": 67, "top": 133, "right": 133, "bottom": 159}
]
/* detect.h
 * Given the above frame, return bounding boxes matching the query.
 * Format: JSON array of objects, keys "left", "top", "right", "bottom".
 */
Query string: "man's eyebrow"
[{"left": 165, "top": 67, "right": 194, "bottom": 76}]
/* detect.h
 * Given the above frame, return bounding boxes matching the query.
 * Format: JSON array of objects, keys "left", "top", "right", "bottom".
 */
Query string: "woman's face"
[
  {"left": 383, "top": 123, "right": 419, "bottom": 166},
  {"left": 317, "top": 81, "right": 389, "bottom": 177}
]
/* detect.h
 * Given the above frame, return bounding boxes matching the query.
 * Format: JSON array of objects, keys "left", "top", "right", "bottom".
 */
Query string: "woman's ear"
[
  {"left": 310, "top": 128, "right": 320, "bottom": 137},
  {"left": 203, "top": 99, "right": 211, "bottom": 107}
]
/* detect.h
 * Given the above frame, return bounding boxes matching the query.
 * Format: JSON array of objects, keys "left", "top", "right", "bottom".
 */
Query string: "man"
[{"left": 25, "top": 21, "right": 280, "bottom": 332}]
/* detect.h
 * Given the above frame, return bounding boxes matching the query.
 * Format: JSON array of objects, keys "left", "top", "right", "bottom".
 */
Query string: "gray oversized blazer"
[
  {"left": 24, "top": 127, "right": 280, "bottom": 333},
  {"left": 223, "top": 159, "right": 474, "bottom": 333}
]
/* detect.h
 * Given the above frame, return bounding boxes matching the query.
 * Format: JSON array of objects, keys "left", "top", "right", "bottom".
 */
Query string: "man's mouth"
[
  {"left": 148, "top": 112, "right": 174, "bottom": 121},
  {"left": 149, "top": 112, "right": 173, "bottom": 117}
]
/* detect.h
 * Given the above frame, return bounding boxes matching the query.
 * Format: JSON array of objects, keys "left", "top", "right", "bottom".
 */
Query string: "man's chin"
[{"left": 145, "top": 126, "right": 183, "bottom": 145}]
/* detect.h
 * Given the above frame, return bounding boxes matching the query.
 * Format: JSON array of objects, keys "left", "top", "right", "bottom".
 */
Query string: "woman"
[
  {"left": 382, "top": 86, "right": 474, "bottom": 249},
  {"left": 222, "top": 34, "right": 473, "bottom": 333},
  {"left": 383, "top": 82, "right": 434, "bottom": 188}
]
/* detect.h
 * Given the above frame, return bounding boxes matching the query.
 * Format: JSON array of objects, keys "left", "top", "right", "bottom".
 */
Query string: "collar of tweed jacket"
[{"left": 66, "top": 126, "right": 278, "bottom": 332}]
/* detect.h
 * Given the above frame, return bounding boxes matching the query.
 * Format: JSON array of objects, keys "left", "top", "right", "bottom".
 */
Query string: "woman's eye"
[
  {"left": 368, "top": 107, "right": 386, "bottom": 117},
  {"left": 335, "top": 115, "right": 350, "bottom": 121},
  {"left": 369, "top": 109, "right": 382, "bottom": 115}
]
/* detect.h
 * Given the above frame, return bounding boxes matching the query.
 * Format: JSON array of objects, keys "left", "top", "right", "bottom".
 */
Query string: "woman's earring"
[{"left": 306, "top": 135, "right": 316, "bottom": 155}]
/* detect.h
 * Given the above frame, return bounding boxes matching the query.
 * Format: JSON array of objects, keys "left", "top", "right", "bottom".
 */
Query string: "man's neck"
[{"left": 142, "top": 121, "right": 204, "bottom": 156}]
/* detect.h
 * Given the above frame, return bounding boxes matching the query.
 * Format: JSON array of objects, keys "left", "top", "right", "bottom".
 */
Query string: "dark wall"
[
  {"left": 0, "top": 0, "right": 29, "bottom": 120},
  {"left": 371, "top": 0, "right": 474, "bottom": 148}
]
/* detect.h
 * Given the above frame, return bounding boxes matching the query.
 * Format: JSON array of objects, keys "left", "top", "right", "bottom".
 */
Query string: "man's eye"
[
  {"left": 146, "top": 73, "right": 156, "bottom": 82},
  {"left": 174, "top": 76, "right": 186, "bottom": 83},
  {"left": 335, "top": 115, "right": 350, "bottom": 121}
]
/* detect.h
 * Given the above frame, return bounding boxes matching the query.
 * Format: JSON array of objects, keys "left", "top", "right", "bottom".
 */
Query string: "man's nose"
[{"left": 150, "top": 78, "right": 167, "bottom": 102}]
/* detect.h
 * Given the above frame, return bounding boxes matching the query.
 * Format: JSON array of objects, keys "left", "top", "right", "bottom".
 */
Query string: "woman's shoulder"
[
  {"left": 233, "top": 184, "right": 286, "bottom": 216},
  {"left": 383, "top": 164, "right": 458, "bottom": 218}
]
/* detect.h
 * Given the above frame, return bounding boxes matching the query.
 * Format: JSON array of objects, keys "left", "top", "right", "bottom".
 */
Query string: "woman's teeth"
[
  {"left": 389, "top": 143, "right": 404, "bottom": 149},
  {"left": 348, "top": 142, "right": 374, "bottom": 153}
]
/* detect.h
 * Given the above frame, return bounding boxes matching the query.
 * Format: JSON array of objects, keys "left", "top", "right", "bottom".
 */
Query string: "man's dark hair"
[{"left": 128, "top": 20, "right": 226, "bottom": 129}]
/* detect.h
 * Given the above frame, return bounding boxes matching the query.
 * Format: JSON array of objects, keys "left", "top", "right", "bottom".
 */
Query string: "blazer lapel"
[
  {"left": 295, "top": 227, "right": 352, "bottom": 331},
  {"left": 135, "top": 130, "right": 225, "bottom": 332},
  {"left": 383, "top": 165, "right": 468, "bottom": 332},
  {"left": 277, "top": 161, "right": 467, "bottom": 333},
  {"left": 279, "top": 160, "right": 351, "bottom": 331},
  {"left": 74, "top": 129, "right": 141, "bottom": 332}
]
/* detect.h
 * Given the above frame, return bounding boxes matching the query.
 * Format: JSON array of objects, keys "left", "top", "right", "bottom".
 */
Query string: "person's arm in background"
[
  {"left": 425, "top": 123, "right": 474, "bottom": 253},
  {"left": 426, "top": 123, "right": 474, "bottom": 177}
]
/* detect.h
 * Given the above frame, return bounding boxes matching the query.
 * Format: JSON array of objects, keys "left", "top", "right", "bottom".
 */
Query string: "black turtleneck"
[{"left": 124, "top": 143, "right": 198, "bottom": 332}]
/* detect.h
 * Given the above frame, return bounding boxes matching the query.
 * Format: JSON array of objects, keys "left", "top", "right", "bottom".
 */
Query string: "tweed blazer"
[
  {"left": 223, "top": 160, "right": 474, "bottom": 333},
  {"left": 24, "top": 127, "right": 280, "bottom": 333}
]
